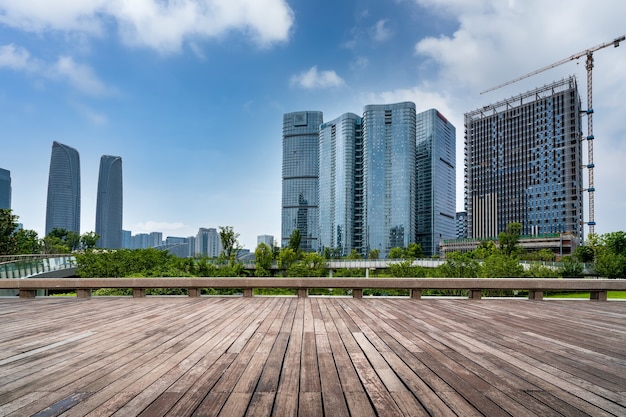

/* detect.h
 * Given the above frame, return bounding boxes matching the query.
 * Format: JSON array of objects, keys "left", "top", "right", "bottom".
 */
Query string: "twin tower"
[
  {"left": 281, "top": 102, "right": 457, "bottom": 258},
  {"left": 45, "top": 141, "right": 122, "bottom": 248}
]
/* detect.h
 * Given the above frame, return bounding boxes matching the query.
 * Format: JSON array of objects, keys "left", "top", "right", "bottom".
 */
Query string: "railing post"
[
  {"left": 410, "top": 289, "right": 422, "bottom": 299},
  {"left": 133, "top": 288, "right": 146, "bottom": 298},
  {"left": 469, "top": 289, "right": 482, "bottom": 300},
  {"left": 528, "top": 290, "right": 543, "bottom": 300},
  {"left": 352, "top": 289, "right": 363, "bottom": 299},
  {"left": 188, "top": 288, "right": 201, "bottom": 298},
  {"left": 19, "top": 289, "right": 37, "bottom": 299},
  {"left": 243, "top": 288, "right": 254, "bottom": 298},
  {"left": 297, "top": 288, "right": 308, "bottom": 298},
  {"left": 590, "top": 290, "right": 607, "bottom": 301},
  {"left": 77, "top": 289, "right": 92, "bottom": 299}
]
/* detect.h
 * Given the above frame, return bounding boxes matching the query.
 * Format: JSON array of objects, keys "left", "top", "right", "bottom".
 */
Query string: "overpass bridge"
[{"left": 0, "top": 255, "right": 77, "bottom": 296}]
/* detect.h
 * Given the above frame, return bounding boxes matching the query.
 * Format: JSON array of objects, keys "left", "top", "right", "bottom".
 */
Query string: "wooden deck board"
[{"left": 0, "top": 297, "right": 624, "bottom": 416}]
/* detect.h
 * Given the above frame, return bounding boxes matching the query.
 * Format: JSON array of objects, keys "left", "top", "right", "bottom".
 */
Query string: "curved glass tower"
[
  {"left": 362, "top": 102, "right": 416, "bottom": 257},
  {"left": 95, "top": 155, "right": 123, "bottom": 248},
  {"left": 45, "top": 141, "right": 81, "bottom": 235},
  {"left": 281, "top": 111, "right": 323, "bottom": 251}
]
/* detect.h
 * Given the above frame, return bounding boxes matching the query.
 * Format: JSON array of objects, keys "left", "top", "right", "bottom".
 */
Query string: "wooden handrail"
[{"left": 1, "top": 277, "right": 624, "bottom": 300}]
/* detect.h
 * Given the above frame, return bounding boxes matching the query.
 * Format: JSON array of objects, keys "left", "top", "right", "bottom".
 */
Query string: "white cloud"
[
  {"left": 53, "top": 56, "right": 115, "bottom": 97},
  {"left": 0, "top": 44, "right": 37, "bottom": 71},
  {"left": 371, "top": 19, "right": 392, "bottom": 43},
  {"left": 0, "top": 0, "right": 295, "bottom": 54},
  {"left": 290, "top": 66, "right": 345, "bottom": 90},
  {"left": 0, "top": 43, "right": 115, "bottom": 97}
]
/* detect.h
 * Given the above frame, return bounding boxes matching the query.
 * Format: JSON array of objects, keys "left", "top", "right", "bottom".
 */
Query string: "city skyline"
[{"left": 1, "top": 1, "right": 625, "bottom": 249}]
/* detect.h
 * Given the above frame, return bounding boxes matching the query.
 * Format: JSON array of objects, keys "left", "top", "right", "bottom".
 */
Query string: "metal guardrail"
[{"left": 0, "top": 256, "right": 76, "bottom": 279}]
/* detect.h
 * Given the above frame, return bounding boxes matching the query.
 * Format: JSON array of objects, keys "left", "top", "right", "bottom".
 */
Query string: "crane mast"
[{"left": 480, "top": 35, "right": 625, "bottom": 237}]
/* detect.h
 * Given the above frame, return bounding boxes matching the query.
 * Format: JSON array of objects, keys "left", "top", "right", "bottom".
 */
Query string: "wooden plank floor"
[{"left": 0, "top": 297, "right": 624, "bottom": 416}]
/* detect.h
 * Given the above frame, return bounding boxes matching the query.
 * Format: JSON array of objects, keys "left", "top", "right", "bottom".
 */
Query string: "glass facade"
[
  {"left": 362, "top": 102, "right": 416, "bottom": 257},
  {"left": 318, "top": 113, "right": 361, "bottom": 256},
  {"left": 416, "top": 109, "right": 456, "bottom": 256},
  {"left": 95, "top": 155, "right": 123, "bottom": 248},
  {"left": 45, "top": 141, "right": 81, "bottom": 235},
  {"left": 0, "top": 168, "right": 10, "bottom": 209},
  {"left": 464, "top": 77, "right": 583, "bottom": 241},
  {"left": 281, "top": 111, "right": 323, "bottom": 251}
]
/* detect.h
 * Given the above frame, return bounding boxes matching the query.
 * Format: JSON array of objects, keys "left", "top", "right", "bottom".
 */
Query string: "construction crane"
[{"left": 480, "top": 35, "right": 625, "bottom": 237}]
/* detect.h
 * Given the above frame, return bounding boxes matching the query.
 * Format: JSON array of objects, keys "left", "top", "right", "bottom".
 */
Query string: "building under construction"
[{"left": 464, "top": 76, "right": 584, "bottom": 242}]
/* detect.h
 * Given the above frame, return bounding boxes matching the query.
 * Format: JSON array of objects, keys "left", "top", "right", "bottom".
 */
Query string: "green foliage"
[
  {"left": 388, "top": 260, "right": 426, "bottom": 277},
  {"left": 388, "top": 247, "right": 404, "bottom": 259},
  {"left": 277, "top": 247, "right": 297, "bottom": 269},
  {"left": 404, "top": 243, "right": 423, "bottom": 259},
  {"left": 558, "top": 255, "right": 584, "bottom": 278},
  {"left": 595, "top": 250, "right": 626, "bottom": 278},
  {"left": 525, "top": 263, "right": 559, "bottom": 278},
  {"left": 0, "top": 209, "right": 39, "bottom": 255},
  {"left": 368, "top": 249, "right": 380, "bottom": 259},
  {"left": 574, "top": 245, "right": 594, "bottom": 263},
  {"left": 346, "top": 249, "right": 362, "bottom": 260},
  {"left": 522, "top": 249, "right": 555, "bottom": 262},
  {"left": 480, "top": 253, "right": 524, "bottom": 278},
  {"left": 81, "top": 231, "right": 99, "bottom": 249},
  {"left": 218, "top": 226, "right": 241, "bottom": 264},
  {"left": 498, "top": 222, "right": 522, "bottom": 257},
  {"left": 14, "top": 228, "right": 41, "bottom": 254},
  {"left": 600, "top": 231, "right": 626, "bottom": 256},
  {"left": 287, "top": 229, "right": 301, "bottom": 253},
  {"left": 436, "top": 251, "right": 479, "bottom": 278},
  {"left": 473, "top": 240, "right": 498, "bottom": 259},
  {"left": 254, "top": 243, "right": 273, "bottom": 276},
  {"left": 286, "top": 252, "right": 326, "bottom": 277}
]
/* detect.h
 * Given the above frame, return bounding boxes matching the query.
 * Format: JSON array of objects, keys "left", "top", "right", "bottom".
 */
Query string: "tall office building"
[
  {"left": 45, "top": 141, "right": 81, "bottom": 235},
  {"left": 415, "top": 109, "right": 456, "bottom": 256},
  {"left": 196, "top": 227, "right": 222, "bottom": 258},
  {"left": 257, "top": 235, "right": 274, "bottom": 249},
  {"left": 318, "top": 113, "right": 362, "bottom": 257},
  {"left": 281, "top": 111, "right": 323, "bottom": 251},
  {"left": 464, "top": 76, "right": 583, "bottom": 240},
  {"left": 0, "top": 168, "right": 10, "bottom": 209},
  {"left": 95, "top": 155, "right": 123, "bottom": 248},
  {"left": 362, "top": 102, "right": 417, "bottom": 257}
]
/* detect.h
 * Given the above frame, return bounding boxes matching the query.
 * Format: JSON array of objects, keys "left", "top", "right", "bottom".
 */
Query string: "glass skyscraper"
[
  {"left": 464, "top": 76, "right": 583, "bottom": 240},
  {"left": 0, "top": 168, "right": 10, "bottom": 209},
  {"left": 416, "top": 109, "right": 456, "bottom": 256},
  {"left": 95, "top": 155, "right": 123, "bottom": 248},
  {"left": 281, "top": 111, "right": 323, "bottom": 251},
  {"left": 362, "top": 102, "right": 416, "bottom": 257},
  {"left": 319, "top": 113, "right": 362, "bottom": 256},
  {"left": 45, "top": 141, "right": 81, "bottom": 235}
]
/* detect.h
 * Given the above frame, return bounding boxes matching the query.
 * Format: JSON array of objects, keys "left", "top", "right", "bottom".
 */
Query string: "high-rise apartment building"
[
  {"left": 362, "top": 102, "right": 417, "bottom": 257},
  {"left": 319, "top": 113, "right": 362, "bottom": 257},
  {"left": 45, "top": 141, "right": 81, "bottom": 235},
  {"left": 0, "top": 168, "right": 10, "bottom": 209},
  {"left": 464, "top": 76, "right": 583, "bottom": 241},
  {"left": 95, "top": 155, "right": 123, "bottom": 248},
  {"left": 281, "top": 111, "right": 323, "bottom": 251},
  {"left": 415, "top": 109, "right": 456, "bottom": 255},
  {"left": 257, "top": 235, "right": 274, "bottom": 249}
]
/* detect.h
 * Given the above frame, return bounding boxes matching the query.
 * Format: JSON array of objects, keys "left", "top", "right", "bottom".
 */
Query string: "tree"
[
  {"left": 437, "top": 251, "right": 479, "bottom": 278},
  {"left": 558, "top": 255, "right": 584, "bottom": 278},
  {"left": 0, "top": 208, "right": 19, "bottom": 255},
  {"left": 480, "top": 253, "right": 524, "bottom": 277},
  {"left": 388, "top": 247, "right": 404, "bottom": 259},
  {"left": 347, "top": 249, "right": 362, "bottom": 260},
  {"left": 574, "top": 245, "right": 595, "bottom": 263},
  {"left": 404, "top": 243, "right": 423, "bottom": 259},
  {"left": 595, "top": 250, "right": 626, "bottom": 279},
  {"left": 80, "top": 232, "right": 99, "bottom": 250},
  {"left": 14, "top": 229, "right": 41, "bottom": 254},
  {"left": 498, "top": 222, "right": 522, "bottom": 257},
  {"left": 287, "top": 229, "right": 301, "bottom": 254},
  {"left": 254, "top": 242, "right": 273, "bottom": 276},
  {"left": 278, "top": 247, "right": 297, "bottom": 269},
  {"left": 368, "top": 249, "right": 380, "bottom": 260},
  {"left": 218, "top": 226, "right": 241, "bottom": 264}
]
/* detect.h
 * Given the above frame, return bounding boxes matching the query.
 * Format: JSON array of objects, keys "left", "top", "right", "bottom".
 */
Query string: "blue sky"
[{"left": 1, "top": 0, "right": 625, "bottom": 250}]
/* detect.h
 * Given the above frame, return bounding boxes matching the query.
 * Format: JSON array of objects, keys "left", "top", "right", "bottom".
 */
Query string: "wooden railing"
[{"left": 1, "top": 277, "right": 624, "bottom": 301}]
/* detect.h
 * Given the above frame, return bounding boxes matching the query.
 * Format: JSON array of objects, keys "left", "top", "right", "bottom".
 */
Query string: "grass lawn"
[{"left": 546, "top": 291, "right": 626, "bottom": 299}]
